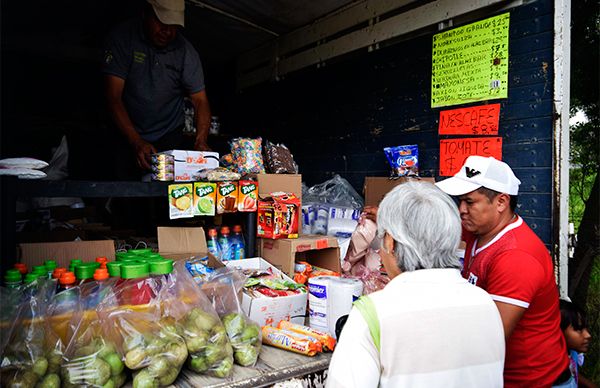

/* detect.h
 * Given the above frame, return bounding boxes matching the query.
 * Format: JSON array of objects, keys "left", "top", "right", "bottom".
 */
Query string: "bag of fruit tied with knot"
[
  {"left": 160, "top": 261, "right": 235, "bottom": 378},
  {"left": 0, "top": 278, "right": 62, "bottom": 388},
  {"left": 97, "top": 272, "right": 188, "bottom": 387},
  {"left": 204, "top": 266, "right": 262, "bottom": 367},
  {"left": 55, "top": 279, "right": 128, "bottom": 388}
]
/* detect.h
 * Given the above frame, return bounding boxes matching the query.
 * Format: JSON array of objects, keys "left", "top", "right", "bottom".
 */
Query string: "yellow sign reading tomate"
[{"left": 431, "top": 13, "right": 510, "bottom": 108}]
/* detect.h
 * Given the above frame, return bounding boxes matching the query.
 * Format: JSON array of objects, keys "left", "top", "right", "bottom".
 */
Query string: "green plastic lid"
[
  {"left": 45, "top": 260, "right": 57, "bottom": 271},
  {"left": 118, "top": 257, "right": 142, "bottom": 264},
  {"left": 120, "top": 263, "right": 150, "bottom": 279},
  {"left": 74, "top": 263, "right": 98, "bottom": 280},
  {"left": 4, "top": 270, "right": 22, "bottom": 283},
  {"left": 33, "top": 265, "right": 46, "bottom": 273},
  {"left": 146, "top": 253, "right": 163, "bottom": 260},
  {"left": 24, "top": 273, "right": 38, "bottom": 284},
  {"left": 70, "top": 259, "right": 83, "bottom": 265},
  {"left": 149, "top": 258, "right": 173, "bottom": 275},
  {"left": 106, "top": 262, "right": 122, "bottom": 277},
  {"left": 128, "top": 248, "right": 153, "bottom": 255}
]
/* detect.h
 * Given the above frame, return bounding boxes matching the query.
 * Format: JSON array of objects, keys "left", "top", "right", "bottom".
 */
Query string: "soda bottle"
[
  {"left": 218, "top": 226, "right": 233, "bottom": 261},
  {"left": 231, "top": 225, "right": 246, "bottom": 260},
  {"left": 207, "top": 228, "right": 222, "bottom": 260}
]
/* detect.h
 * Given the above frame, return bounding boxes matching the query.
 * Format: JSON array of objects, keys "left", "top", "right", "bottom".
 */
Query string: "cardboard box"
[
  {"left": 257, "top": 174, "right": 302, "bottom": 200},
  {"left": 157, "top": 227, "right": 223, "bottom": 269},
  {"left": 164, "top": 150, "right": 219, "bottom": 182},
  {"left": 363, "top": 177, "right": 436, "bottom": 206},
  {"left": 225, "top": 257, "right": 307, "bottom": 326},
  {"left": 19, "top": 240, "right": 116, "bottom": 269},
  {"left": 257, "top": 193, "right": 301, "bottom": 239},
  {"left": 260, "top": 235, "right": 340, "bottom": 277}
]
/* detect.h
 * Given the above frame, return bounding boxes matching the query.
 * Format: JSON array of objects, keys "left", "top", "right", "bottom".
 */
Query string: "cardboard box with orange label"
[{"left": 260, "top": 235, "right": 340, "bottom": 277}]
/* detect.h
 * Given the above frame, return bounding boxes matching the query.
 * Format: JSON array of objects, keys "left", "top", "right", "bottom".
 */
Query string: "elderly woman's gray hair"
[{"left": 377, "top": 181, "right": 462, "bottom": 272}]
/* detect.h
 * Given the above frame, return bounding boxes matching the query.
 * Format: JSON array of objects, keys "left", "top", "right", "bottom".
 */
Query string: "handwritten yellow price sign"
[{"left": 431, "top": 13, "right": 510, "bottom": 108}]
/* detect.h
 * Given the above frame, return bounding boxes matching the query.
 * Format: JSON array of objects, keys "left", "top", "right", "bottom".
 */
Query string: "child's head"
[{"left": 560, "top": 299, "right": 592, "bottom": 353}]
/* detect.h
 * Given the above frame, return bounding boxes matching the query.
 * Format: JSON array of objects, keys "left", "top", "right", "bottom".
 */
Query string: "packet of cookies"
[
  {"left": 217, "top": 181, "right": 238, "bottom": 214},
  {"left": 193, "top": 182, "right": 217, "bottom": 216},
  {"left": 168, "top": 183, "right": 194, "bottom": 219}
]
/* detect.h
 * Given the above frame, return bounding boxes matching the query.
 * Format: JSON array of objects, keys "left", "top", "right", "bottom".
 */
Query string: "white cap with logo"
[
  {"left": 147, "top": 0, "right": 185, "bottom": 27},
  {"left": 435, "top": 156, "right": 521, "bottom": 196}
]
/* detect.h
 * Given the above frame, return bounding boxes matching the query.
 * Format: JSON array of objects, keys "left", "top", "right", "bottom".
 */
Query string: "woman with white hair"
[{"left": 326, "top": 181, "right": 505, "bottom": 388}]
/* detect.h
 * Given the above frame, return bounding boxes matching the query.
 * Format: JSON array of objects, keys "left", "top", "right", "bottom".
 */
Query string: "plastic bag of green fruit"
[
  {"left": 56, "top": 280, "right": 127, "bottom": 388},
  {"left": 204, "top": 267, "right": 262, "bottom": 367},
  {"left": 160, "top": 262, "right": 235, "bottom": 378},
  {"left": 97, "top": 274, "right": 188, "bottom": 387},
  {"left": 0, "top": 278, "right": 62, "bottom": 388}
]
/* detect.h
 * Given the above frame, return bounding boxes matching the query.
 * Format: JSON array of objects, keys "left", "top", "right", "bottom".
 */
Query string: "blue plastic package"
[{"left": 383, "top": 145, "right": 419, "bottom": 177}]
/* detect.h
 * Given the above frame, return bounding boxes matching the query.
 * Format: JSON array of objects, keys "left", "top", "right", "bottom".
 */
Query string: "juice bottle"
[
  {"left": 218, "top": 226, "right": 233, "bottom": 261},
  {"left": 32, "top": 266, "right": 47, "bottom": 280},
  {"left": 57, "top": 272, "right": 76, "bottom": 293},
  {"left": 52, "top": 267, "right": 67, "bottom": 280},
  {"left": 69, "top": 259, "right": 83, "bottom": 274},
  {"left": 106, "top": 261, "right": 122, "bottom": 278},
  {"left": 231, "top": 225, "right": 246, "bottom": 260},
  {"left": 207, "top": 228, "right": 222, "bottom": 260},
  {"left": 119, "top": 263, "right": 153, "bottom": 305},
  {"left": 75, "top": 263, "right": 99, "bottom": 285},
  {"left": 95, "top": 257, "right": 108, "bottom": 269},
  {"left": 13, "top": 263, "right": 27, "bottom": 275},
  {"left": 23, "top": 273, "right": 38, "bottom": 285},
  {"left": 45, "top": 260, "right": 57, "bottom": 278},
  {"left": 4, "top": 269, "right": 22, "bottom": 288}
]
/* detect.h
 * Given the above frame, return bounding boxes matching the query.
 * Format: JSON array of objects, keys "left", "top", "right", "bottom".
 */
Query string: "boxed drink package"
[
  {"left": 168, "top": 183, "right": 194, "bottom": 219},
  {"left": 193, "top": 182, "right": 217, "bottom": 216},
  {"left": 257, "top": 192, "right": 300, "bottom": 239},
  {"left": 164, "top": 150, "right": 219, "bottom": 182},
  {"left": 217, "top": 181, "right": 239, "bottom": 214},
  {"left": 238, "top": 180, "right": 258, "bottom": 212}
]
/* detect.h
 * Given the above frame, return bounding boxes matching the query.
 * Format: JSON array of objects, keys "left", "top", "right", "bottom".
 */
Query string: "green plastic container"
[
  {"left": 74, "top": 262, "right": 99, "bottom": 281},
  {"left": 106, "top": 261, "right": 122, "bottom": 278},
  {"left": 4, "top": 269, "right": 22, "bottom": 288},
  {"left": 149, "top": 258, "right": 173, "bottom": 276},
  {"left": 120, "top": 263, "right": 150, "bottom": 279}
]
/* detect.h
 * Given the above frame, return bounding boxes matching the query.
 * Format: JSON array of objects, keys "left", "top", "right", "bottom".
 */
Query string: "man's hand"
[
  {"left": 362, "top": 206, "right": 379, "bottom": 224},
  {"left": 131, "top": 138, "right": 156, "bottom": 170}
]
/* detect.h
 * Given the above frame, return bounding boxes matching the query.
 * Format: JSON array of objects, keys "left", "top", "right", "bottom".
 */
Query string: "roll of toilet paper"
[
  {"left": 327, "top": 277, "right": 363, "bottom": 338},
  {"left": 308, "top": 276, "right": 337, "bottom": 332}
]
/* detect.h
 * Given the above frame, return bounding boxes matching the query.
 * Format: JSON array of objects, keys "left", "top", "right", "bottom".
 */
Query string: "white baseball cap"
[
  {"left": 435, "top": 156, "right": 521, "bottom": 196},
  {"left": 147, "top": 0, "right": 185, "bottom": 27}
]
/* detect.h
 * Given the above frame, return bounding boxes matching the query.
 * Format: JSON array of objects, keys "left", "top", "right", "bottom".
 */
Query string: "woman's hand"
[{"left": 362, "top": 206, "right": 379, "bottom": 224}]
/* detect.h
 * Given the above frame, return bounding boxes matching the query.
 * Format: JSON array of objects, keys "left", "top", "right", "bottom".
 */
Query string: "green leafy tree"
[{"left": 568, "top": 0, "right": 599, "bottom": 383}]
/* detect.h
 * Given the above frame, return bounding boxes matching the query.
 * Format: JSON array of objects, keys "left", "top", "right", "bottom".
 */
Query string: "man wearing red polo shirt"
[{"left": 436, "top": 156, "right": 570, "bottom": 387}]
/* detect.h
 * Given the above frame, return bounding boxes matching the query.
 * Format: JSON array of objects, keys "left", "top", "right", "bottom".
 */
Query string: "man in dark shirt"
[{"left": 103, "top": 0, "right": 211, "bottom": 176}]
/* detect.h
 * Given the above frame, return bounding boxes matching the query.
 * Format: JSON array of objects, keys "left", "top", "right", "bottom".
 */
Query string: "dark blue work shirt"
[{"left": 102, "top": 18, "right": 205, "bottom": 142}]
